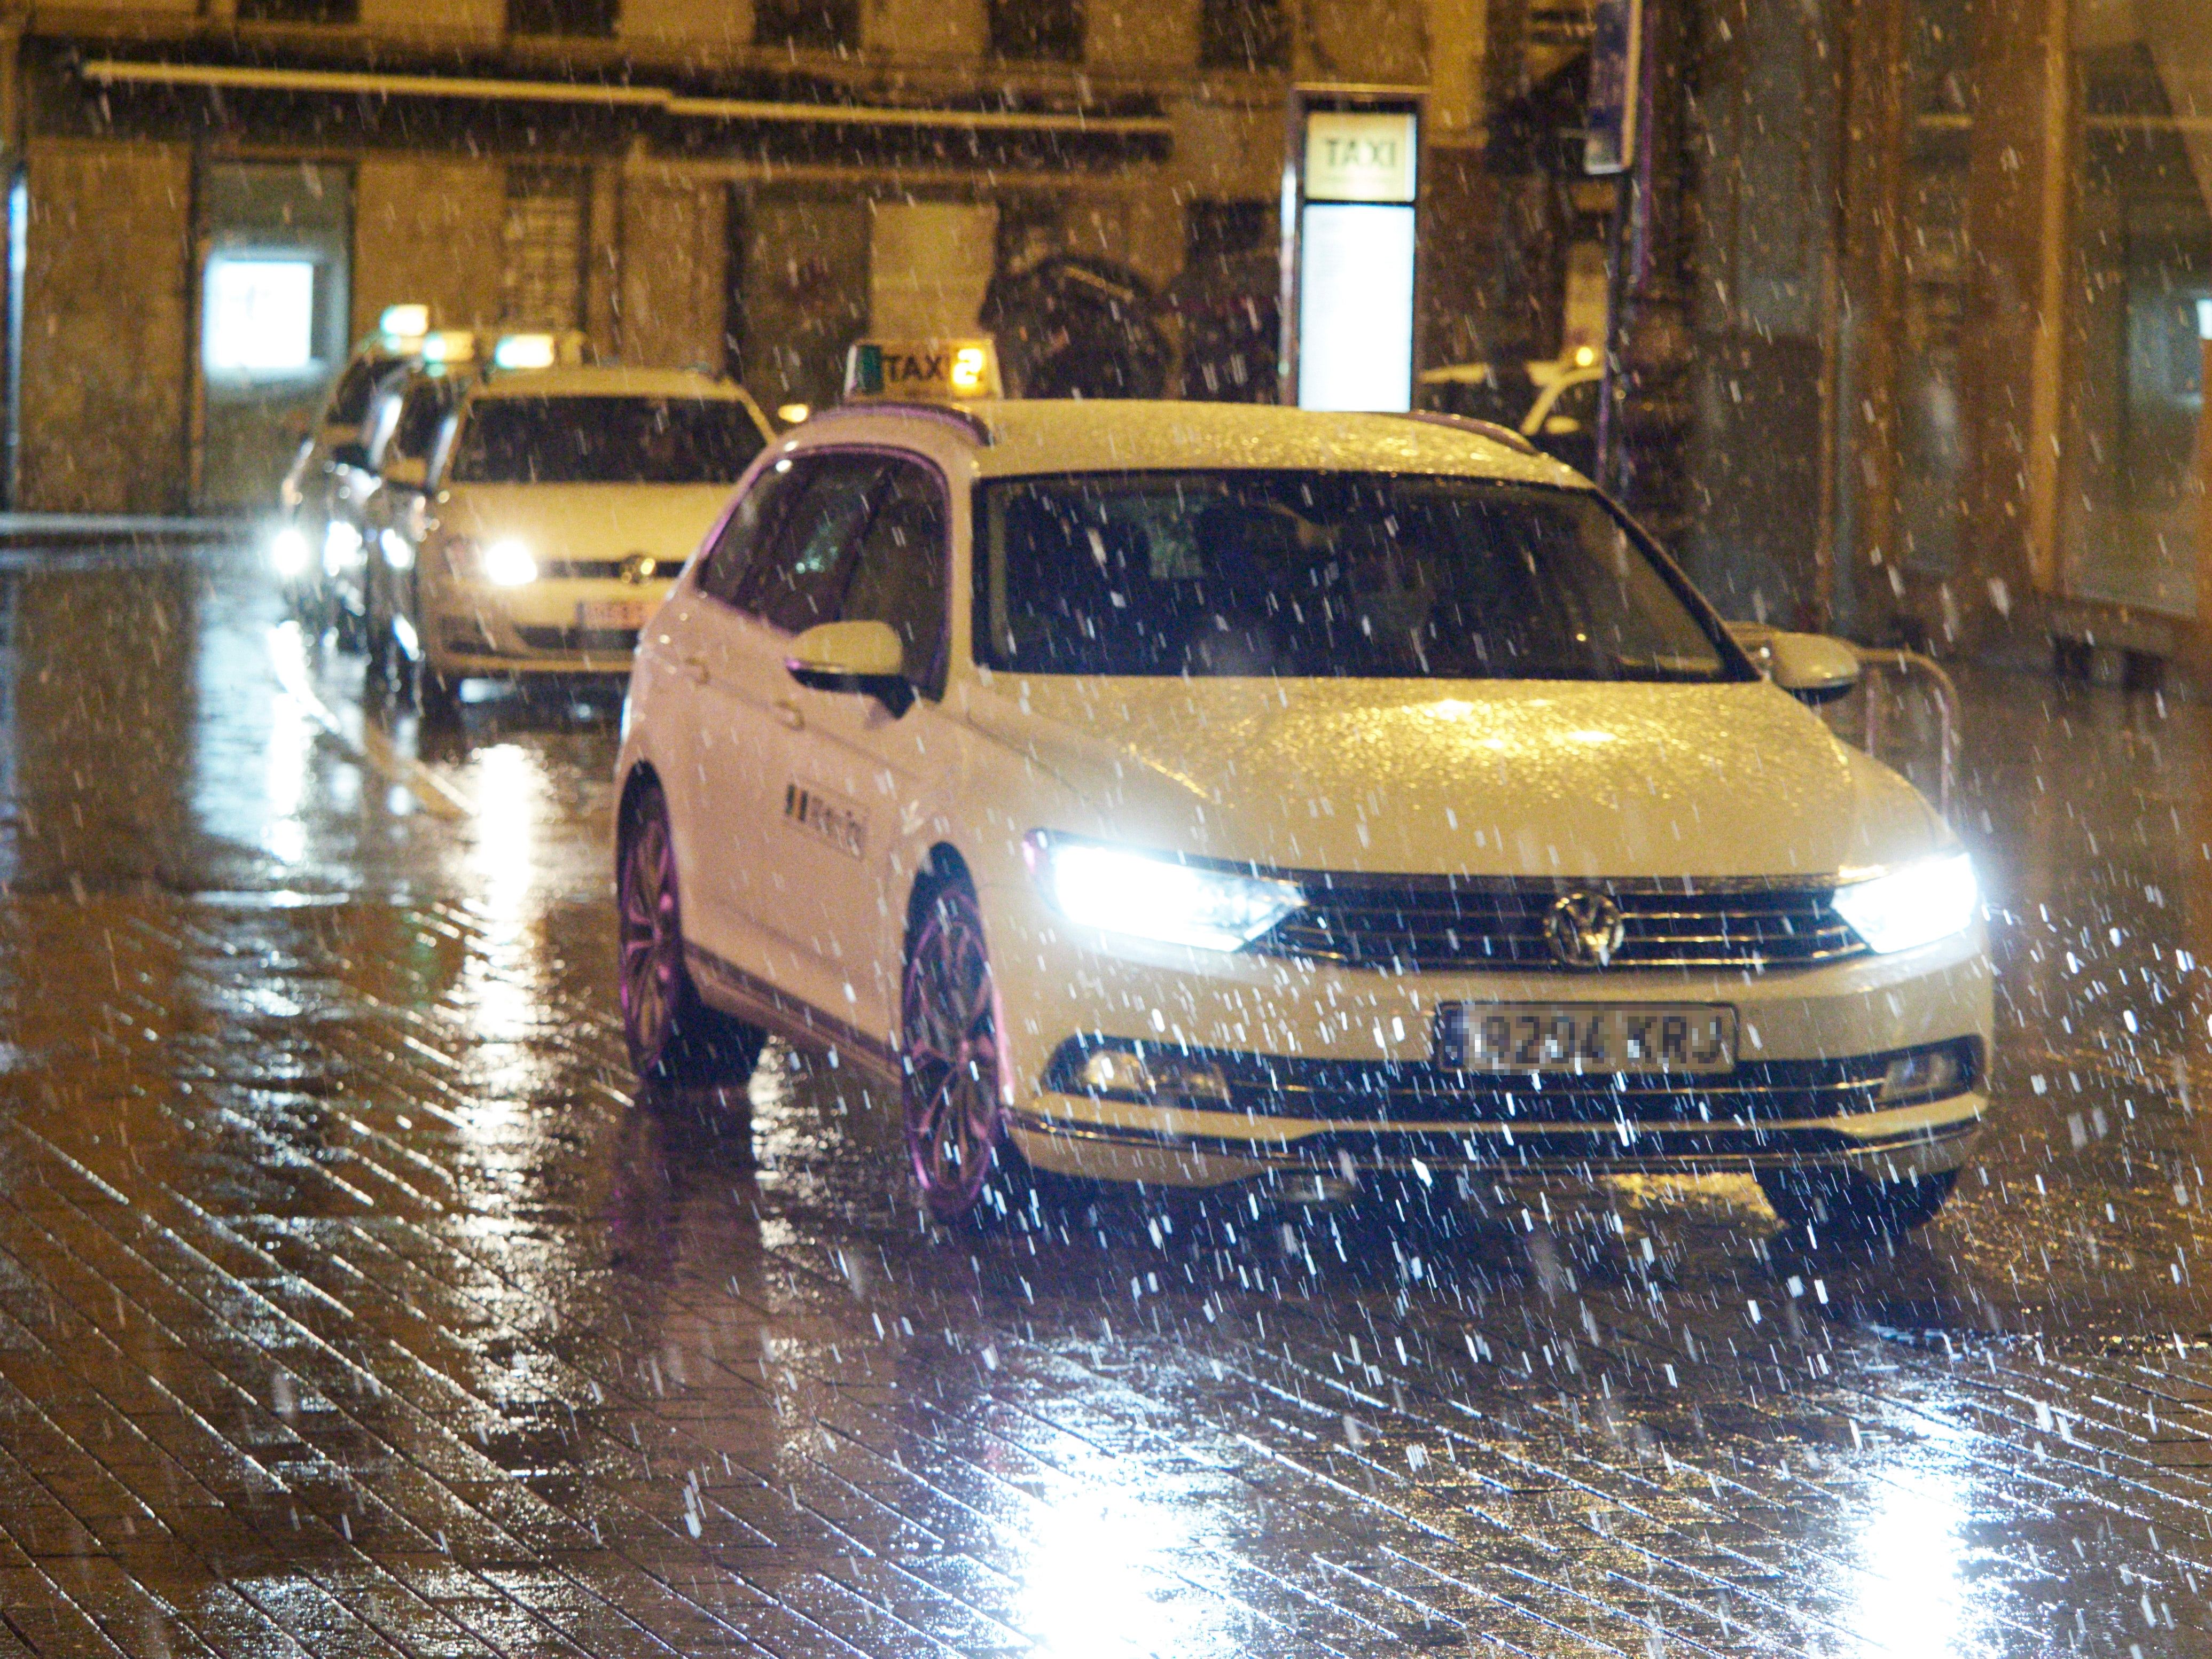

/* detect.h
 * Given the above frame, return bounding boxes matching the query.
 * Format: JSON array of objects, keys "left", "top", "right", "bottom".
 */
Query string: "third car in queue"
[{"left": 614, "top": 343, "right": 1990, "bottom": 1235}]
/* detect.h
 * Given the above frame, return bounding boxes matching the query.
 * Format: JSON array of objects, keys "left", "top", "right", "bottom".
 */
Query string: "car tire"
[
  {"left": 900, "top": 874, "right": 1034, "bottom": 1226},
  {"left": 1756, "top": 1167, "right": 1958, "bottom": 1238},
  {"left": 415, "top": 666, "right": 462, "bottom": 726},
  {"left": 616, "top": 781, "right": 766, "bottom": 1089}
]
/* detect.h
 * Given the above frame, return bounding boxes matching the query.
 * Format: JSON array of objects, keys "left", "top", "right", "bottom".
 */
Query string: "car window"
[
  {"left": 975, "top": 470, "right": 1745, "bottom": 682},
  {"left": 696, "top": 456, "right": 804, "bottom": 606},
  {"left": 389, "top": 380, "right": 451, "bottom": 465},
  {"left": 447, "top": 395, "right": 768, "bottom": 484},
  {"left": 836, "top": 460, "right": 949, "bottom": 693},
  {"left": 735, "top": 453, "right": 889, "bottom": 633},
  {"left": 361, "top": 386, "right": 407, "bottom": 467},
  {"left": 325, "top": 354, "right": 398, "bottom": 428}
]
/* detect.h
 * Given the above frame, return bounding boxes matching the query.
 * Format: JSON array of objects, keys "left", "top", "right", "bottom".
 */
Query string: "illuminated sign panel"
[
  {"left": 204, "top": 256, "right": 317, "bottom": 378},
  {"left": 1288, "top": 96, "right": 1421, "bottom": 413},
  {"left": 1297, "top": 205, "right": 1416, "bottom": 413},
  {"left": 1303, "top": 111, "right": 1418, "bottom": 204}
]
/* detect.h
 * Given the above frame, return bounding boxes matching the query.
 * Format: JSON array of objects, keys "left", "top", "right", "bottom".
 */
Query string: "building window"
[
  {"left": 989, "top": 0, "right": 1083, "bottom": 62},
  {"left": 753, "top": 0, "right": 859, "bottom": 50},
  {"left": 1198, "top": 0, "right": 1288, "bottom": 70},
  {"left": 509, "top": 0, "right": 618, "bottom": 36},
  {"left": 502, "top": 167, "right": 589, "bottom": 330},
  {"left": 235, "top": 0, "right": 359, "bottom": 21}
]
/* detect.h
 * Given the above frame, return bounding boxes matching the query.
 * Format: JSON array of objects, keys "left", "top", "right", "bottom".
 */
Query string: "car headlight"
[
  {"left": 481, "top": 538, "right": 537, "bottom": 586},
  {"left": 270, "top": 526, "right": 310, "bottom": 578},
  {"left": 323, "top": 520, "right": 364, "bottom": 575},
  {"left": 379, "top": 529, "right": 415, "bottom": 571},
  {"left": 1027, "top": 833, "right": 1303, "bottom": 952},
  {"left": 1831, "top": 852, "right": 1979, "bottom": 954}
]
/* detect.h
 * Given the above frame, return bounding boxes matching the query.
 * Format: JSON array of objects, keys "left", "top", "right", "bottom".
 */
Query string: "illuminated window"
[{"left": 202, "top": 256, "right": 318, "bottom": 379}]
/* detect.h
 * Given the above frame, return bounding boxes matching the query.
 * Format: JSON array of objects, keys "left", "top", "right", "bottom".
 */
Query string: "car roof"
[
  {"left": 470, "top": 366, "right": 743, "bottom": 401},
  {"left": 815, "top": 398, "right": 1581, "bottom": 486}
]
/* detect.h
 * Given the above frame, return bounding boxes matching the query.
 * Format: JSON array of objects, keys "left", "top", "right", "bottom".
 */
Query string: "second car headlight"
[
  {"left": 481, "top": 538, "right": 538, "bottom": 587},
  {"left": 1831, "top": 852, "right": 1979, "bottom": 954},
  {"left": 1028, "top": 834, "right": 1303, "bottom": 952}
]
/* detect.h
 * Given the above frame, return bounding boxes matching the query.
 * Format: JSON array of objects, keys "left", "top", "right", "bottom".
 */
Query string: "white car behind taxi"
[
  {"left": 392, "top": 360, "right": 773, "bottom": 717},
  {"left": 615, "top": 376, "right": 1990, "bottom": 1237}
]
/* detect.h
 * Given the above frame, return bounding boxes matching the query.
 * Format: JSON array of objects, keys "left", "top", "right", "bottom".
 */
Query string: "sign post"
[
  {"left": 1280, "top": 85, "right": 1424, "bottom": 413},
  {"left": 1584, "top": 0, "right": 1646, "bottom": 492}
]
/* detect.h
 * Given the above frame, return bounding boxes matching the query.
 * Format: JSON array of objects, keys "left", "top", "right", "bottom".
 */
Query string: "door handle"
[
  {"left": 772, "top": 697, "right": 804, "bottom": 731},
  {"left": 676, "top": 652, "right": 710, "bottom": 685}
]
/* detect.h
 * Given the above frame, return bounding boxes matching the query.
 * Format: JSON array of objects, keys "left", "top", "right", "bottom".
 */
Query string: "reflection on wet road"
[{"left": 2, "top": 545, "right": 2211, "bottom": 1656}]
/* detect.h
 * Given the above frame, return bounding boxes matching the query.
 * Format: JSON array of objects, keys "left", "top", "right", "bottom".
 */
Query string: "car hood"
[
  {"left": 962, "top": 675, "right": 1947, "bottom": 879},
  {"left": 441, "top": 483, "right": 733, "bottom": 562}
]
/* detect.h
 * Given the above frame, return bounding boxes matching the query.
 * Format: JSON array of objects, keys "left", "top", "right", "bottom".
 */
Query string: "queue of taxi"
[
  {"left": 609, "top": 336, "right": 1991, "bottom": 1239},
  {"left": 274, "top": 307, "right": 775, "bottom": 719}
]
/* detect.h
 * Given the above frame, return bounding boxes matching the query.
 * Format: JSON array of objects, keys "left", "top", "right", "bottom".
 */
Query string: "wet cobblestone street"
[{"left": 6, "top": 545, "right": 2212, "bottom": 1656}]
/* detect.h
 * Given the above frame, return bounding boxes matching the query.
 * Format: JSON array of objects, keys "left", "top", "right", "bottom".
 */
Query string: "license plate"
[
  {"left": 1434, "top": 1004, "right": 1737, "bottom": 1075},
  {"left": 577, "top": 599, "right": 650, "bottom": 631}
]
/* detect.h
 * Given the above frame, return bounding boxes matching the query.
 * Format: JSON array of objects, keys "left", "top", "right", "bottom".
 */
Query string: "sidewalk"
[{"left": 0, "top": 512, "right": 251, "bottom": 544}]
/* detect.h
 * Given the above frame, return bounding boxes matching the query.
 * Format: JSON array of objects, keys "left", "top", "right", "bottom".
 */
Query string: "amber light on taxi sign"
[{"left": 843, "top": 337, "right": 1002, "bottom": 402}]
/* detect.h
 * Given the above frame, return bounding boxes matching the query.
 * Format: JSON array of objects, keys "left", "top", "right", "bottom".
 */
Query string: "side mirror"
[
  {"left": 786, "top": 620, "right": 912, "bottom": 715},
  {"left": 329, "top": 441, "right": 371, "bottom": 471},
  {"left": 1734, "top": 626, "right": 1861, "bottom": 705}
]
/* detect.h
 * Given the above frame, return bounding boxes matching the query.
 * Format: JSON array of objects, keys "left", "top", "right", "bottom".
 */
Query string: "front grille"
[
  {"left": 514, "top": 625, "right": 640, "bottom": 654},
  {"left": 1044, "top": 1037, "right": 1979, "bottom": 1127},
  {"left": 1255, "top": 875, "right": 1865, "bottom": 972}
]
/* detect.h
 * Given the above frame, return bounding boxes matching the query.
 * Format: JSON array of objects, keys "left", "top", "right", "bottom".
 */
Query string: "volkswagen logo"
[
  {"left": 1544, "top": 891, "right": 1625, "bottom": 968},
  {"left": 617, "top": 552, "right": 661, "bottom": 586}
]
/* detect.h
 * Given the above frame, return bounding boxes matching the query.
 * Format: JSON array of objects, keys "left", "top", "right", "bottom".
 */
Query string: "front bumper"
[
  {"left": 982, "top": 879, "right": 1994, "bottom": 1191},
  {"left": 425, "top": 580, "right": 669, "bottom": 677},
  {"left": 1011, "top": 1085, "right": 1985, "bottom": 1188}
]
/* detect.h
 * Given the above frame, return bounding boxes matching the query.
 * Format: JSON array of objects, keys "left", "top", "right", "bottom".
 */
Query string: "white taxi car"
[
  {"left": 393, "top": 359, "right": 774, "bottom": 717},
  {"left": 615, "top": 380, "right": 1990, "bottom": 1235}
]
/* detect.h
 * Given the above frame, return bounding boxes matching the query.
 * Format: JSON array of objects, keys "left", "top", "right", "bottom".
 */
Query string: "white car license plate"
[
  {"left": 578, "top": 599, "right": 650, "bottom": 631},
  {"left": 1434, "top": 1004, "right": 1737, "bottom": 1075}
]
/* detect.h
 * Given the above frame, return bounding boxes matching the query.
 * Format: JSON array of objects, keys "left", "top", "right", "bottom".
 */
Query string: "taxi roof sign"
[
  {"left": 490, "top": 330, "right": 590, "bottom": 371},
  {"left": 378, "top": 302, "right": 430, "bottom": 343},
  {"left": 844, "top": 337, "right": 1001, "bottom": 403},
  {"left": 420, "top": 330, "right": 478, "bottom": 364}
]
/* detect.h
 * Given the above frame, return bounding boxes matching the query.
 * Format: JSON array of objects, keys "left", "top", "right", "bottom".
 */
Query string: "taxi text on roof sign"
[{"left": 843, "top": 338, "right": 1002, "bottom": 403}]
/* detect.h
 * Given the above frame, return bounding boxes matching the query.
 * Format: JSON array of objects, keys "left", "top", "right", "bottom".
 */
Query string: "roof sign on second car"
[
  {"left": 843, "top": 338, "right": 1002, "bottom": 403},
  {"left": 378, "top": 302, "right": 430, "bottom": 345}
]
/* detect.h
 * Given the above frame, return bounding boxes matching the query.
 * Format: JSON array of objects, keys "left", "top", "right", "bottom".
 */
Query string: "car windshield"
[
  {"left": 974, "top": 470, "right": 1743, "bottom": 682},
  {"left": 448, "top": 395, "right": 765, "bottom": 485}
]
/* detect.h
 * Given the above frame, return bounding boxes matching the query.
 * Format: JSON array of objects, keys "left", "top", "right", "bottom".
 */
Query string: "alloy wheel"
[
  {"left": 619, "top": 806, "right": 681, "bottom": 1071},
  {"left": 901, "top": 883, "right": 1005, "bottom": 1222}
]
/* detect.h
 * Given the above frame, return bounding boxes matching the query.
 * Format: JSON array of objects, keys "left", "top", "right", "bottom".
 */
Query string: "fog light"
[
  {"left": 1078, "top": 1049, "right": 1156, "bottom": 1097},
  {"left": 1156, "top": 1057, "right": 1232, "bottom": 1105},
  {"left": 1881, "top": 1047, "right": 1962, "bottom": 1101}
]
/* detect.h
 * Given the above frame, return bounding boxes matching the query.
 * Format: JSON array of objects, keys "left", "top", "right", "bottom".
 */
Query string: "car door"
[
  {"left": 764, "top": 453, "right": 952, "bottom": 1046},
  {"left": 663, "top": 451, "right": 887, "bottom": 993}
]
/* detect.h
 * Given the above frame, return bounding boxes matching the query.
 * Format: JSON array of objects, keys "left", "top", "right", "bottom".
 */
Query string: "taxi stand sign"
[
  {"left": 1283, "top": 90, "right": 1422, "bottom": 414},
  {"left": 844, "top": 338, "right": 1002, "bottom": 402}
]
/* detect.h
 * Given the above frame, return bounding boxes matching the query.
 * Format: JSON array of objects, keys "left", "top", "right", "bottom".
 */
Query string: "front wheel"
[
  {"left": 1757, "top": 1167, "right": 1958, "bottom": 1238},
  {"left": 901, "top": 878, "right": 1023, "bottom": 1225},
  {"left": 617, "top": 784, "right": 765, "bottom": 1088}
]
